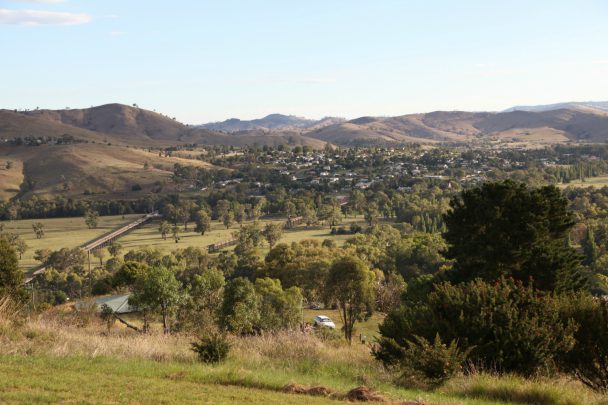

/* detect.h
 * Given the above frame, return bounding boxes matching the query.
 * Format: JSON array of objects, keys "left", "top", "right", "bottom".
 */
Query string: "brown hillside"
[{"left": 0, "top": 143, "right": 214, "bottom": 200}]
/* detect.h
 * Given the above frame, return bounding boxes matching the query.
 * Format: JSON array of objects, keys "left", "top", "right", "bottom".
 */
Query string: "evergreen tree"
[{"left": 443, "top": 180, "right": 586, "bottom": 292}]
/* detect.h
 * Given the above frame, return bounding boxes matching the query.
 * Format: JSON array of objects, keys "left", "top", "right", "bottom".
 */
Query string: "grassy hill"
[
  {"left": 0, "top": 143, "right": 214, "bottom": 199},
  {"left": 308, "top": 109, "right": 608, "bottom": 146}
]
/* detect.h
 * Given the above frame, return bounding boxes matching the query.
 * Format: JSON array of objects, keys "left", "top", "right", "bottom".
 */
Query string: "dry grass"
[{"left": 2, "top": 304, "right": 607, "bottom": 404}]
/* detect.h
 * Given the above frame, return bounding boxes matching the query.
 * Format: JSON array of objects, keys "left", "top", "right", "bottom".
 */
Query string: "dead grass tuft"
[
  {"left": 281, "top": 383, "right": 334, "bottom": 397},
  {"left": 346, "top": 386, "right": 387, "bottom": 402}
]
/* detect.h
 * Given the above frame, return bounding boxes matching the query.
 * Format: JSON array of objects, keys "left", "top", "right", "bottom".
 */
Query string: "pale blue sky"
[{"left": 1, "top": 0, "right": 608, "bottom": 123}]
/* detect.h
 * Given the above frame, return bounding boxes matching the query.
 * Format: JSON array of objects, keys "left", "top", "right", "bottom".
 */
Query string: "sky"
[{"left": 1, "top": 0, "right": 608, "bottom": 123}]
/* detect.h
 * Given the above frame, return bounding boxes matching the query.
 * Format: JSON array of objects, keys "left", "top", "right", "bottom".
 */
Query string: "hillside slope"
[{"left": 0, "top": 143, "right": 213, "bottom": 200}]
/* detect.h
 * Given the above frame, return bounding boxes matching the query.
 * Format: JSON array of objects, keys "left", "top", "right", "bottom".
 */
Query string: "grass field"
[
  {"left": 1, "top": 214, "right": 141, "bottom": 270},
  {"left": 559, "top": 176, "right": 608, "bottom": 188},
  {"left": 116, "top": 216, "right": 364, "bottom": 256},
  {"left": 2, "top": 214, "right": 365, "bottom": 273}
]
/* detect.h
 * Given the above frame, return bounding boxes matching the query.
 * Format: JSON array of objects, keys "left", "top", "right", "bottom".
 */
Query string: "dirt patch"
[
  {"left": 346, "top": 386, "right": 386, "bottom": 402},
  {"left": 281, "top": 383, "right": 334, "bottom": 397}
]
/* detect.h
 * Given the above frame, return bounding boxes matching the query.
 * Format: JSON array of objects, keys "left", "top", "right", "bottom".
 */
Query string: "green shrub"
[
  {"left": 557, "top": 293, "right": 608, "bottom": 391},
  {"left": 399, "top": 334, "right": 470, "bottom": 387},
  {"left": 375, "top": 278, "right": 576, "bottom": 376},
  {"left": 191, "top": 333, "right": 231, "bottom": 364}
]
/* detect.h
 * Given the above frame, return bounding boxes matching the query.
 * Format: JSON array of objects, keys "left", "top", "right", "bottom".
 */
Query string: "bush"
[
  {"left": 350, "top": 223, "right": 363, "bottom": 234},
  {"left": 191, "top": 333, "right": 231, "bottom": 364},
  {"left": 375, "top": 278, "right": 576, "bottom": 376},
  {"left": 557, "top": 293, "right": 608, "bottom": 391},
  {"left": 398, "top": 334, "right": 470, "bottom": 387}
]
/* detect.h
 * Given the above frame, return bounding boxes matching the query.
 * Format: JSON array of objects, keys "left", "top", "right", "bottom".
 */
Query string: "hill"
[
  {"left": 201, "top": 114, "right": 345, "bottom": 132},
  {"left": 308, "top": 109, "right": 608, "bottom": 146},
  {"left": 0, "top": 143, "right": 214, "bottom": 200},
  {"left": 504, "top": 100, "right": 608, "bottom": 114},
  {"left": 4, "top": 102, "right": 608, "bottom": 152},
  {"left": 0, "top": 105, "right": 327, "bottom": 149}
]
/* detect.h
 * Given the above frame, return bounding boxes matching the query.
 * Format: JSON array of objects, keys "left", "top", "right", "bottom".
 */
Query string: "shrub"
[
  {"left": 557, "top": 293, "right": 608, "bottom": 391},
  {"left": 398, "top": 334, "right": 470, "bottom": 387},
  {"left": 375, "top": 278, "right": 576, "bottom": 376},
  {"left": 191, "top": 333, "right": 231, "bottom": 364}
]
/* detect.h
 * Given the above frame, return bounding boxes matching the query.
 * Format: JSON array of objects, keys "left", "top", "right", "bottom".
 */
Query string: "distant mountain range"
[
  {"left": 4, "top": 102, "right": 608, "bottom": 149},
  {"left": 200, "top": 114, "right": 345, "bottom": 132},
  {"left": 504, "top": 101, "right": 608, "bottom": 114}
]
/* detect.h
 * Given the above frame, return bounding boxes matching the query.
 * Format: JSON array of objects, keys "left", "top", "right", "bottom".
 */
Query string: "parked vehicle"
[{"left": 313, "top": 315, "right": 336, "bottom": 329}]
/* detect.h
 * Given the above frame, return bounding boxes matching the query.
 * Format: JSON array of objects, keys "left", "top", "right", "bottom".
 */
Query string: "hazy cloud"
[
  {"left": 0, "top": 8, "right": 90, "bottom": 25},
  {"left": 110, "top": 31, "right": 127, "bottom": 36}
]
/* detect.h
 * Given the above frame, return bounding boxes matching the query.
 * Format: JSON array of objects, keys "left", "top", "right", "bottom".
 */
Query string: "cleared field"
[
  {"left": 119, "top": 216, "right": 364, "bottom": 256},
  {"left": 5, "top": 214, "right": 366, "bottom": 273},
  {"left": 559, "top": 176, "right": 608, "bottom": 188},
  {"left": 1, "top": 214, "right": 141, "bottom": 270}
]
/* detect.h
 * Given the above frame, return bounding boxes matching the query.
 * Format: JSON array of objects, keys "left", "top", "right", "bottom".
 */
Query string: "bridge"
[{"left": 25, "top": 211, "right": 160, "bottom": 283}]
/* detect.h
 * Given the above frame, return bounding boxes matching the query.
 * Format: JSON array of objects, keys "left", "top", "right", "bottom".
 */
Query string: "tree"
[
  {"left": 0, "top": 237, "right": 24, "bottom": 297},
  {"left": 215, "top": 200, "right": 231, "bottom": 221},
  {"left": 158, "top": 220, "right": 171, "bottom": 240},
  {"left": 194, "top": 210, "right": 211, "bottom": 235},
  {"left": 444, "top": 180, "right": 586, "bottom": 292},
  {"left": 32, "top": 222, "right": 44, "bottom": 239},
  {"left": 262, "top": 222, "right": 283, "bottom": 248},
  {"left": 220, "top": 277, "right": 259, "bottom": 334},
  {"left": 302, "top": 206, "right": 318, "bottom": 227},
  {"left": 92, "top": 248, "right": 106, "bottom": 266},
  {"left": 234, "top": 204, "right": 246, "bottom": 227},
  {"left": 364, "top": 202, "right": 380, "bottom": 226},
  {"left": 254, "top": 278, "right": 302, "bottom": 331},
  {"left": 84, "top": 210, "right": 99, "bottom": 229},
  {"left": 324, "top": 256, "right": 376, "bottom": 343},
  {"left": 221, "top": 210, "right": 234, "bottom": 229},
  {"left": 129, "top": 266, "right": 183, "bottom": 334},
  {"left": 13, "top": 238, "right": 27, "bottom": 260},
  {"left": 177, "top": 268, "right": 225, "bottom": 333},
  {"left": 33, "top": 248, "right": 52, "bottom": 265},
  {"left": 107, "top": 241, "right": 122, "bottom": 258},
  {"left": 172, "top": 225, "right": 181, "bottom": 243}
]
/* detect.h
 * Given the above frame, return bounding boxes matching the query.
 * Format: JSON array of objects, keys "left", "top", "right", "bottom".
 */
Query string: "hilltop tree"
[
  {"left": 324, "top": 256, "right": 376, "bottom": 343},
  {"left": 444, "top": 180, "right": 586, "bottom": 292}
]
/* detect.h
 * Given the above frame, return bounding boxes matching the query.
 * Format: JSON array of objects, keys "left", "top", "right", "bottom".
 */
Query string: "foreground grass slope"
[{"left": 0, "top": 309, "right": 605, "bottom": 405}]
